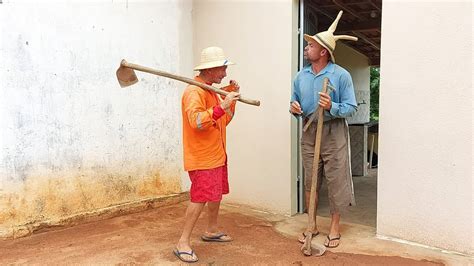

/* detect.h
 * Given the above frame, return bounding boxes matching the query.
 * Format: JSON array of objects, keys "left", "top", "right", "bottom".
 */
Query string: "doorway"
[{"left": 294, "top": 0, "right": 381, "bottom": 228}]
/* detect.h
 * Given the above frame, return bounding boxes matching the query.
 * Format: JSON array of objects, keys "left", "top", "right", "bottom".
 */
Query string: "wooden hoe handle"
[
  {"left": 302, "top": 77, "right": 329, "bottom": 256},
  {"left": 121, "top": 60, "right": 261, "bottom": 107}
]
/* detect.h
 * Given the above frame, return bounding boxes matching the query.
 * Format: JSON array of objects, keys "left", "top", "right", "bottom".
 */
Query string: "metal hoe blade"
[
  {"left": 301, "top": 234, "right": 326, "bottom": 256},
  {"left": 116, "top": 61, "right": 138, "bottom": 88}
]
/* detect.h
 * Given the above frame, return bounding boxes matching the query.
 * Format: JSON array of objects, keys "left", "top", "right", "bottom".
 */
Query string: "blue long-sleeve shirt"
[{"left": 291, "top": 62, "right": 357, "bottom": 120}]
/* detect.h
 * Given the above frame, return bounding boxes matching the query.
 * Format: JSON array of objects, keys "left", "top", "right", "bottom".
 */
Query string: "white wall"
[
  {"left": 335, "top": 43, "right": 370, "bottom": 124},
  {"left": 192, "top": 0, "right": 298, "bottom": 214},
  {"left": 0, "top": 0, "right": 193, "bottom": 237},
  {"left": 378, "top": 1, "right": 473, "bottom": 255}
]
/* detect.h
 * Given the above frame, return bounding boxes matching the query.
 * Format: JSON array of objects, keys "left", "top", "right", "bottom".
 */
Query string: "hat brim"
[
  {"left": 194, "top": 59, "right": 235, "bottom": 71},
  {"left": 303, "top": 34, "right": 335, "bottom": 63}
]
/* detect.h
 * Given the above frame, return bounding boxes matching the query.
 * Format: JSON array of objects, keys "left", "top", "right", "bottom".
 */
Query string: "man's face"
[
  {"left": 304, "top": 40, "right": 327, "bottom": 62},
  {"left": 205, "top": 66, "right": 227, "bottom": 84}
]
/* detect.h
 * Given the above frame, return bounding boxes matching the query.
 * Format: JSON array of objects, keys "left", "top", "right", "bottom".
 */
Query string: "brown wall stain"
[
  {"left": 0, "top": 167, "right": 182, "bottom": 238},
  {"left": 137, "top": 172, "right": 181, "bottom": 197}
]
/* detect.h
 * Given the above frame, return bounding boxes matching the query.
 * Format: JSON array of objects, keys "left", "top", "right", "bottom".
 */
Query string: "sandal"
[
  {"left": 298, "top": 231, "right": 320, "bottom": 244},
  {"left": 173, "top": 248, "right": 198, "bottom": 263},
  {"left": 201, "top": 232, "right": 233, "bottom": 242},
  {"left": 324, "top": 234, "right": 341, "bottom": 248}
]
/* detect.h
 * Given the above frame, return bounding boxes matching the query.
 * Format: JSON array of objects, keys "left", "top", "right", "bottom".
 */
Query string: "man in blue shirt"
[{"left": 290, "top": 10, "right": 358, "bottom": 249}]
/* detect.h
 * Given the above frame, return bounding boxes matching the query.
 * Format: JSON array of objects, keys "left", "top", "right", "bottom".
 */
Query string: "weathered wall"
[
  {"left": 378, "top": 1, "right": 473, "bottom": 255},
  {"left": 192, "top": 0, "right": 298, "bottom": 214},
  {"left": 0, "top": 0, "right": 193, "bottom": 237}
]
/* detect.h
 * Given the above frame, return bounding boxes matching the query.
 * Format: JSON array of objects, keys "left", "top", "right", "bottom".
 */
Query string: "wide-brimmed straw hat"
[
  {"left": 194, "top": 46, "right": 235, "bottom": 71},
  {"left": 304, "top": 11, "right": 358, "bottom": 63}
]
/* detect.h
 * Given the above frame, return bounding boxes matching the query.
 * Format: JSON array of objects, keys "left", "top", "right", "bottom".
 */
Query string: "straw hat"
[
  {"left": 304, "top": 11, "right": 358, "bottom": 63},
  {"left": 194, "top": 46, "right": 235, "bottom": 71}
]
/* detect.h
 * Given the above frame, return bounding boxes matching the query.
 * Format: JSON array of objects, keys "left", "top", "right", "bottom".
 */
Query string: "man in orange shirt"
[{"left": 174, "top": 46, "right": 240, "bottom": 263}]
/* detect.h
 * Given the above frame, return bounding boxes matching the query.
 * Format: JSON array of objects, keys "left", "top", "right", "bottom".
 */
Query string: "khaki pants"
[{"left": 301, "top": 118, "right": 355, "bottom": 214}]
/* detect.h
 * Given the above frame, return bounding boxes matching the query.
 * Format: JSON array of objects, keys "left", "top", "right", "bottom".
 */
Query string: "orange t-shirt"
[{"left": 181, "top": 76, "right": 236, "bottom": 171}]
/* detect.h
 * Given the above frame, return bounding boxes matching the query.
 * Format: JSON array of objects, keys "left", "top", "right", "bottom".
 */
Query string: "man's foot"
[
  {"left": 324, "top": 234, "right": 341, "bottom": 248},
  {"left": 173, "top": 247, "right": 198, "bottom": 263},
  {"left": 298, "top": 231, "right": 320, "bottom": 244},
  {"left": 201, "top": 232, "right": 232, "bottom": 242},
  {"left": 175, "top": 242, "right": 198, "bottom": 262}
]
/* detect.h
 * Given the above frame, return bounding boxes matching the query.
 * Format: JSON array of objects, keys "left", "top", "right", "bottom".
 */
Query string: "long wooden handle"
[
  {"left": 121, "top": 60, "right": 261, "bottom": 106},
  {"left": 302, "top": 78, "right": 329, "bottom": 256},
  {"left": 306, "top": 77, "right": 329, "bottom": 231}
]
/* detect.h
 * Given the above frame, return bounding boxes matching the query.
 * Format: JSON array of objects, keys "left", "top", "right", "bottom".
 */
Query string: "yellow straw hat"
[
  {"left": 304, "top": 11, "right": 358, "bottom": 63},
  {"left": 194, "top": 46, "right": 235, "bottom": 71}
]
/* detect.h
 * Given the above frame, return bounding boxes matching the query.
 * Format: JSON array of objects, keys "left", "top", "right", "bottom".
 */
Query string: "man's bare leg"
[
  {"left": 206, "top": 201, "right": 220, "bottom": 233},
  {"left": 325, "top": 212, "right": 341, "bottom": 247},
  {"left": 204, "top": 201, "right": 232, "bottom": 241},
  {"left": 176, "top": 202, "right": 205, "bottom": 260}
]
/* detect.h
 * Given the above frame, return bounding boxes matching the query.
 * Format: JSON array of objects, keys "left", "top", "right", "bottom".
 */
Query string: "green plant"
[{"left": 370, "top": 67, "right": 380, "bottom": 121}]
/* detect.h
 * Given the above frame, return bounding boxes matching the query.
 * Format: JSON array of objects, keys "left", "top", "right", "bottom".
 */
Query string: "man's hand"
[
  {"left": 221, "top": 91, "right": 240, "bottom": 110},
  {"left": 290, "top": 101, "right": 303, "bottom": 115},
  {"left": 318, "top": 92, "right": 332, "bottom": 110},
  {"left": 229, "top": 80, "right": 240, "bottom": 92}
]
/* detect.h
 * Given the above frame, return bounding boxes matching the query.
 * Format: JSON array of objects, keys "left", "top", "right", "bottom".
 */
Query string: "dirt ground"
[{"left": 0, "top": 203, "right": 443, "bottom": 265}]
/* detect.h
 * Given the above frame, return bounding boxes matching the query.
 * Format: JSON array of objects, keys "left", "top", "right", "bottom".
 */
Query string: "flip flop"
[
  {"left": 201, "top": 233, "right": 232, "bottom": 242},
  {"left": 173, "top": 248, "right": 198, "bottom": 263},
  {"left": 324, "top": 234, "right": 341, "bottom": 248},
  {"left": 298, "top": 231, "right": 320, "bottom": 244}
]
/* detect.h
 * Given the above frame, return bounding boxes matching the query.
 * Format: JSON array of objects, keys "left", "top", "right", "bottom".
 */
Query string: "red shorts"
[{"left": 188, "top": 165, "right": 229, "bottom": 203}]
